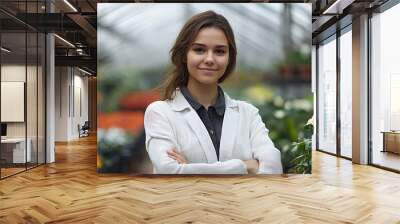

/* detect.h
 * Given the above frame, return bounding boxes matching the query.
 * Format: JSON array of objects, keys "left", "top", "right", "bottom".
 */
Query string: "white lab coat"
[{"left": 144, "top": 89, "right": 283, "bottom": 174}]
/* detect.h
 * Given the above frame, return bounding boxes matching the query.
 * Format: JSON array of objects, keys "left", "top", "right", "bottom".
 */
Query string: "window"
[
  {"left": 371, "top": 3, "right": 400, "bottom": 171},
  {"left": 317, "top": 36, "right": 337, "bottom": 154},
  {"left": 339, "top": 28, "right": 352, "bottom": 158}
]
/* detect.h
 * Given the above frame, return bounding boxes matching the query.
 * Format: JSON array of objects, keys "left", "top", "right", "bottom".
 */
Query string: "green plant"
[
  {"left": 242, "top": 84, "right": 313, "bottom": 174},
  {"left": 280, "top": 123, "right": 313, "bottom": 174},
  {"left": 257, "top": 95, "right": 313, "bottom": 151}
]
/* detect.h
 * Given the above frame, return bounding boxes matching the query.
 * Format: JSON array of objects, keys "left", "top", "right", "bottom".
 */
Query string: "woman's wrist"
[
  {"left": 167, "top": 149, "right": 259, "bottom": 174},
  {"left": 243, "top": 159, "right": 259, "bottom": 174}
]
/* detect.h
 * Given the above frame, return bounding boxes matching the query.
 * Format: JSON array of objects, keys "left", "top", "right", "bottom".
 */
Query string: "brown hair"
[{"left": 159, "top": 10, "right": 237, "bottom": 100}]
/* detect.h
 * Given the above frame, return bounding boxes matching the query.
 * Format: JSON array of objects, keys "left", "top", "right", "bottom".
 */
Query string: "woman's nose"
[{"left": 204, "top": 50, "right": 215, "bottom": 65}]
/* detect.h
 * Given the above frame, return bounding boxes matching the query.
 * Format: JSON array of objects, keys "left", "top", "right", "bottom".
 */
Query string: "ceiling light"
[
  {"left": 63, "top": 0, "right": 78, "bottom": 12},
  {"left": 54, "top": 34, "right": 75, "bottom": 48},
  {"left": 76, "top": 48, "right": 85, "bottom": 55},
  {"left": 1, "top": 47, "right": 11, "bottom": 53},
  {"left": 323, "top": 0, "right": 341, "bottom": 14},
  {"left": 323, "top": 0, "right": 354, "bottom": 15},
  {"left": 78, "top": 67, "right": 93, "bottom": 76}
]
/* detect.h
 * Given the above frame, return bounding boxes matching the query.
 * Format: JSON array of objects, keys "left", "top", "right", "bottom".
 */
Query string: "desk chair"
[{"left": 79, "top": 121, "right": 90, "bottom": 138}]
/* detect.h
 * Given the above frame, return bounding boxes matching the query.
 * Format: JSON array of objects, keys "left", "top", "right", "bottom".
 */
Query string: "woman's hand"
[
  {"left": 167, "top": 149, "right": 188, "bottom": 164},
  {"left": 243, "top": 159, "right": 259, "bottom": 174}
]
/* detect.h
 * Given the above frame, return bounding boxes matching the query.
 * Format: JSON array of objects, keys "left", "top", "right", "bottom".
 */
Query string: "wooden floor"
[
  {"left": 1, "top": 136, "right": 400, "bottom": 223},
  {"left": 1, "top": 167, "right": 26, "bottom": 177},
  {"left": 1, "top": 163, "right": 45, "bottom": 178}
]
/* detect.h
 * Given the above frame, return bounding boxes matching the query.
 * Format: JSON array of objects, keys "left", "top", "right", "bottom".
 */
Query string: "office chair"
[{"left": 79, "top": 121, "right": 90, "bottom": 138}]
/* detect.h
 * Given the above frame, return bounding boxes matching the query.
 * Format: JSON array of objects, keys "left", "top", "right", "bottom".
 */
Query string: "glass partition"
[
  {"left": 0, "top": 1, "right": 46, "bottom": 179},
  {"left": 27, "top": 30, "right": 38, "bottom": 169},
  {"left": 38, "top": 32, "right": 45, "bottom": 165},
  {"left": 317, "top": 35, "right": 337, "bottom": 154},
  {"left": 26, "top": 0, "right": 42, "bottom": 169},
  {"left": 1, "top": 30, "right": 27, "bottom": 177}
]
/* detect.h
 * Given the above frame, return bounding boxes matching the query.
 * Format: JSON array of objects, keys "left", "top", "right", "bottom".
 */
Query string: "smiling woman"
[{"left": 144, "top": 10, "right": 283, "bottom": 174}]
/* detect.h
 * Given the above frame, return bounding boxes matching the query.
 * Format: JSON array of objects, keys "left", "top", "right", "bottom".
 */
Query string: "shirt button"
[{"left": 210, "top": 130, "right": 214, "bottom": 135}]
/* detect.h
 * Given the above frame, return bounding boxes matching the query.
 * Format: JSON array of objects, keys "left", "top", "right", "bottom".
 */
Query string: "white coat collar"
[
  {"left": 169, "top": 88, "right": 238, "bottom": 112},
  {"left": 167, "top": 88, "right": 239, "bottom": 163}
]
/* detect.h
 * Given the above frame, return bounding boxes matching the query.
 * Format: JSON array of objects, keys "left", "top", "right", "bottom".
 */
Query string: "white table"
[{"left": 1, "top": 138, "right": 31, "bottom": 163}]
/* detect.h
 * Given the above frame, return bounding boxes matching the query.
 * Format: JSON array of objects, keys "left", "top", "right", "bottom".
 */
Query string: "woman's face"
[{"left": 186, "top": 27, "right": 229, "bottom": 86}]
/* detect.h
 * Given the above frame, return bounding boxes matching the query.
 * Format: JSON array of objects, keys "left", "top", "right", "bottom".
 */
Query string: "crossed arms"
[{"left": 144, "top": 102, "right": 283, "bottom": 174}]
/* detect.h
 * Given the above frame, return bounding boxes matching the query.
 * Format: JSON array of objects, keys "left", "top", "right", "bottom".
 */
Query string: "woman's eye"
[
  {"left": 193, "top": 48, "right": 205, "bottom": 53},
  {"left": 215, "top": 49, "right": 226, "bottom": 55}
]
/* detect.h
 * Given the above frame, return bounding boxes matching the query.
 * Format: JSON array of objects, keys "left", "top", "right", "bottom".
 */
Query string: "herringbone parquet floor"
[{"left": 1, "top": 135, "right": 400, "bottom": 223}]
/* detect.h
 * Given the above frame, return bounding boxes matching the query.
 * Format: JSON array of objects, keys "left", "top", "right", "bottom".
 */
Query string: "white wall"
[
  {"left": 55, "top": 66, "right": 69, "bottom": 141},
  {"left": 55, "top": 67, "right": 89, "bottom": 141}
]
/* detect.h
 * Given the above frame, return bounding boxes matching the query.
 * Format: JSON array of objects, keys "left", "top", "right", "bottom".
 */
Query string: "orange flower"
[
  {"left": 98, "top": 111, "right": 144, "bottom": 135},
  {"left": 119, "top": 90, "right": 160, "bottom": 111}
]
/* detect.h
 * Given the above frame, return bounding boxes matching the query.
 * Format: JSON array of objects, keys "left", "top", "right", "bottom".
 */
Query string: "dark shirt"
[{"left": 180, "top": 86, "right": 225, "bottom": 161}]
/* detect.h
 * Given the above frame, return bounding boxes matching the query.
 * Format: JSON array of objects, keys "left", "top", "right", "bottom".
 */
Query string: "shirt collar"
[
  {"left": 180, "top": 86, "right": 225, "bottom": 116},
  {"left": 214, "top": 87, "right": 226, "bottom": 116}
]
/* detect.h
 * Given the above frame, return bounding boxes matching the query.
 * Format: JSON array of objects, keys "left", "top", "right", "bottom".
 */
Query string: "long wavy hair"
[{"left": 159, "top": 10, "right": 237, "bottom": 100}]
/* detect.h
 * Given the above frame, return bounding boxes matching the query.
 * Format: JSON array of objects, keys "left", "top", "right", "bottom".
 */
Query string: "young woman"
[{"left": 144, "top": 10, "right": 283, "bottom": 174}]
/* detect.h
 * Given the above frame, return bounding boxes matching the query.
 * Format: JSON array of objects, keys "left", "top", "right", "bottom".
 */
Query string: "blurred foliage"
[
  {"left": 98, "top": 127, "right": 150, "bottom": 173},
  {"left": 97, "top": 128, "right": 135, "bottom": 172},
  {"left": 244, "top": 84, "right": 313, "bottom": 174},
  {"left": 272, "top": 49, "right": 311, "bottom": 72},
  {"left": 98, "top": 65, "right": 166, "bottom": 112},
  {"left": 286, "top": 49, "right": 311, "bottom": 66}
]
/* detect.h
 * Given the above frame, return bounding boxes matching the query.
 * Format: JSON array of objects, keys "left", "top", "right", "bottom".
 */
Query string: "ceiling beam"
[
  {"left": 67, "top": 13, "right": 97, "bottom": 45},
  {"left": 55, "top": 55, "right": 96, "bottom": 71}
]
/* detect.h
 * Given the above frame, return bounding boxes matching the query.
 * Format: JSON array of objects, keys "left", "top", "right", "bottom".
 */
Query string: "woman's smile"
[
  {"left": 198, "top": 67, "right": 219, "bottom": 74},
  {"left": 199, "top": 67, "right": 218, "bottom": 70}
]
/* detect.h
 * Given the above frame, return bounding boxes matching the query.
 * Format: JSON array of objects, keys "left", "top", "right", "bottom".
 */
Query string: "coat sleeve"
[
  {"left": 144, "top": 102, "right": 247, "bottom": 174},
  {"left": 248, "top": 106, "right": 283, "bottom": 174}
]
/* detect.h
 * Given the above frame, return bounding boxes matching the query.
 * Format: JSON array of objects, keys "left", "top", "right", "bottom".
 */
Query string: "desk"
[
  {"left": 1, "top": 138, "right": 31, "bottom": 163},
  {"left": 382, "top": 131, "right": 400, "bottom": 154}
]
